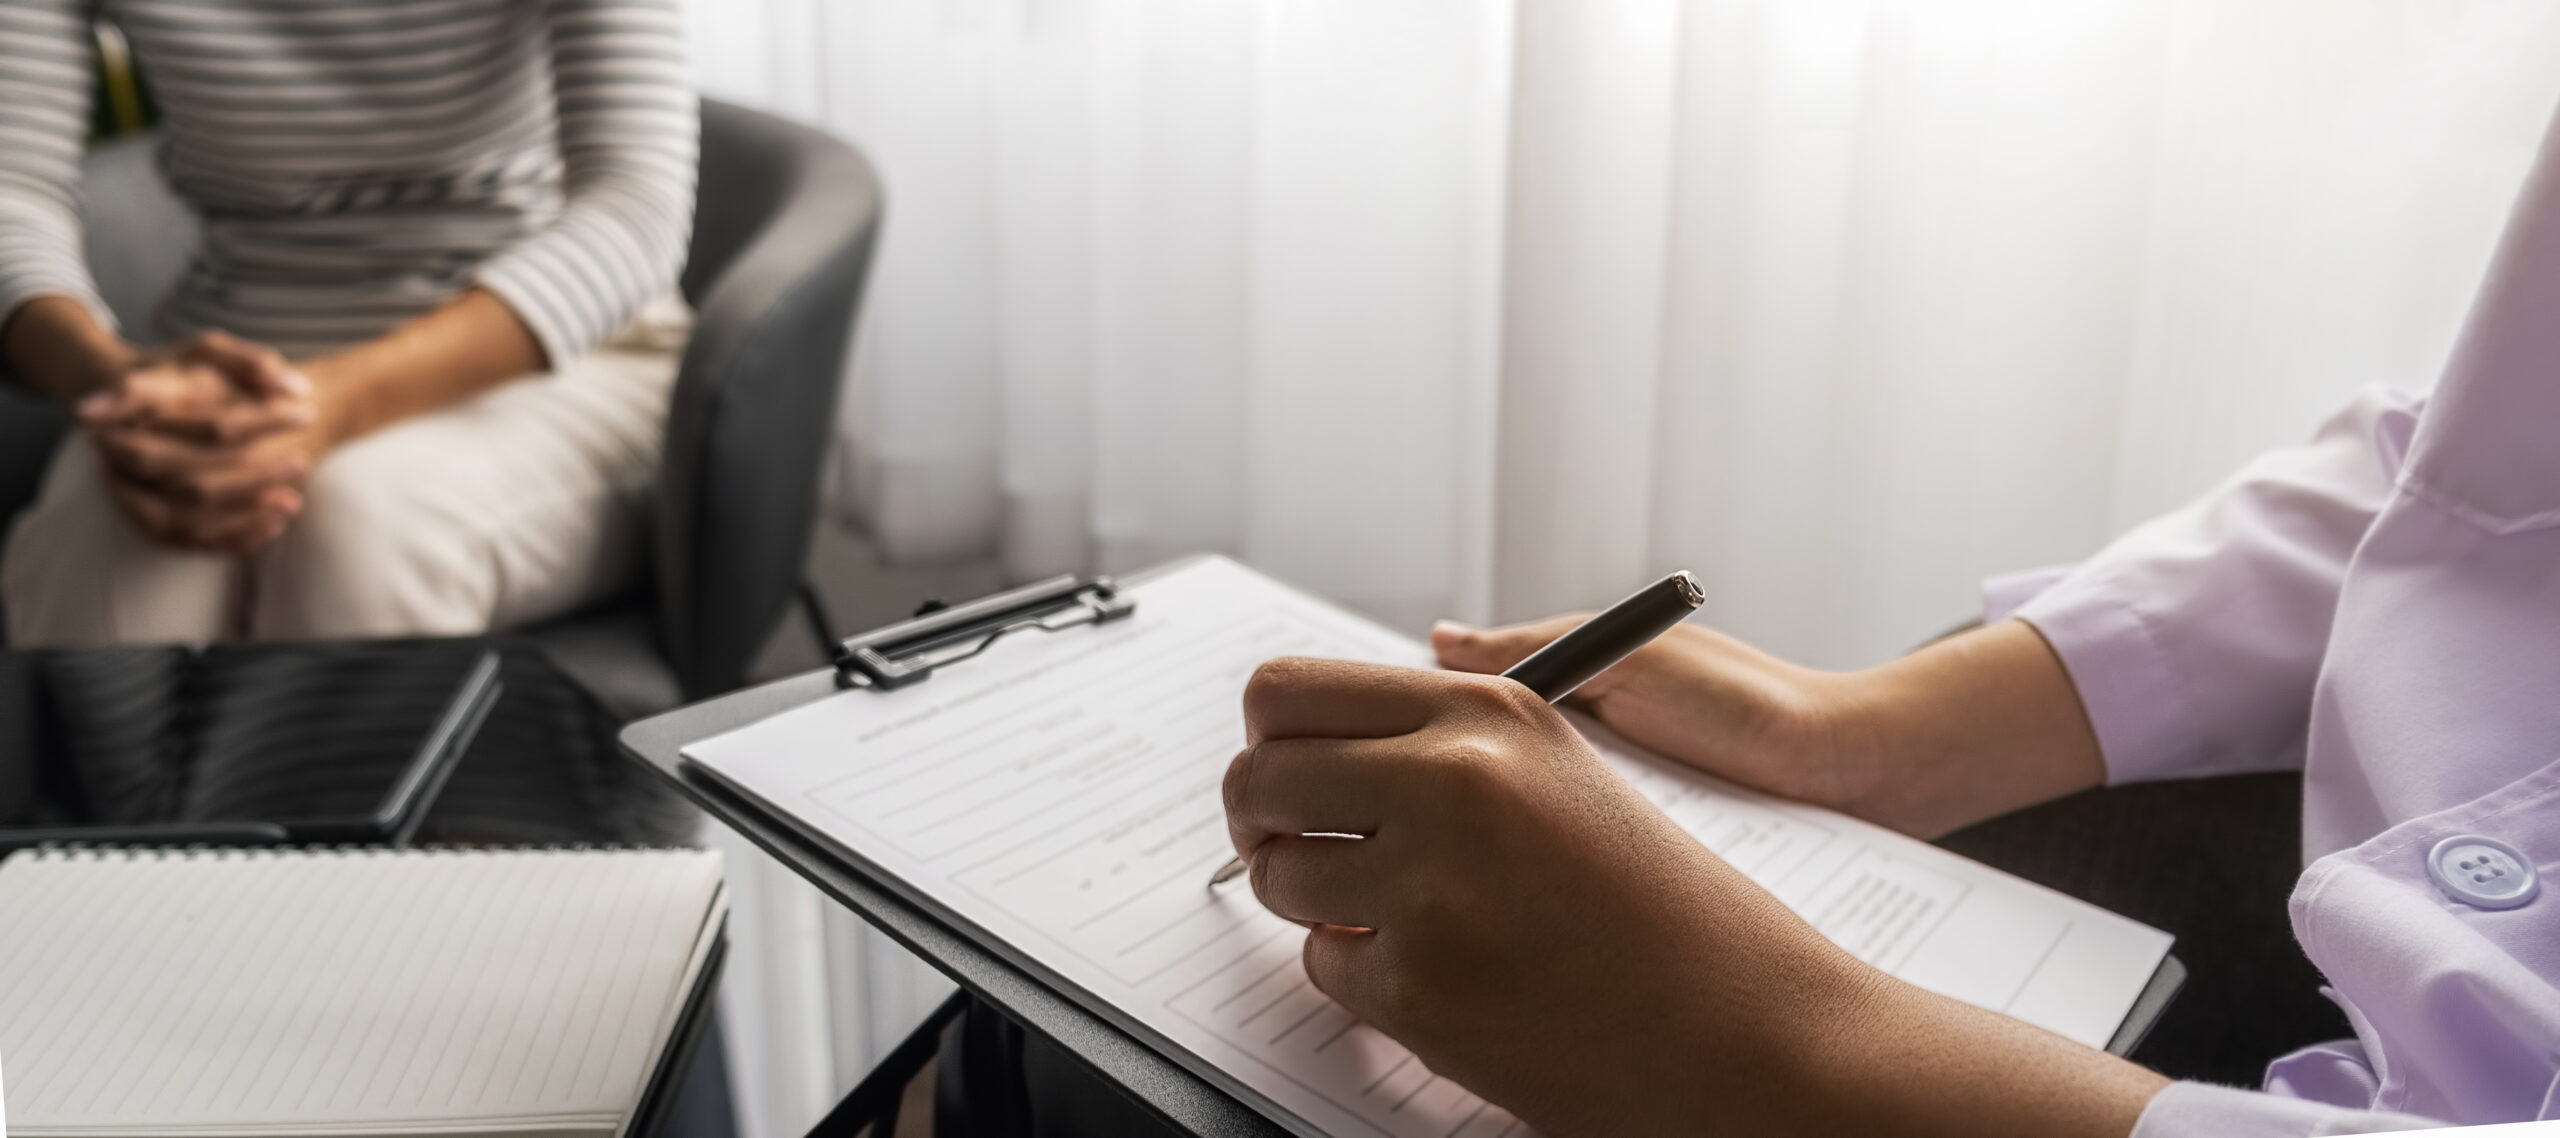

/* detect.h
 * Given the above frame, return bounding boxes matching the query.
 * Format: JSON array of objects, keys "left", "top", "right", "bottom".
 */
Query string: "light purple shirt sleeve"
[{"left": 2002, "top": 386, "right": 2424, "bottom": 784}]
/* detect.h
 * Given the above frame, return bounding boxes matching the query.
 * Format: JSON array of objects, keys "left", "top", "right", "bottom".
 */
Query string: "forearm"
[
  {"left": 1650, "top": 874, "right": 2164, "bottom": 1136},
  {"left": 0, "top": 0, "right": 112, "bottom": 405},
  {"left": 1440, "top": 614, "right": 2108, "bottom": 839},
  {"left": 1825, "top": 618, "right": 2108, "bottom": 837},
  {"left": 1803, "top": 969, "right": 2167, "bottom": 1138},
  {"left": 1541, "top": 824, "right": 2162, "bottom": 1137},
  {"left": 473, "top": 0, "right": 695, "bottom": 366},
  {"left": 2, "top": 295, "right": 138, "bottom": 405},
  {"left": 302, "top": 288, "right": 544, "bottom": 446}
]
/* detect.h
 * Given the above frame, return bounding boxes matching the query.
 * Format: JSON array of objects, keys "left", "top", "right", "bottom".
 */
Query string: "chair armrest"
[
  {"left": 0, "top": 385, "right": 68, "bottom": 528},
  {"left": 656, "top": 103, "right": 883, "bottom": 700},
  {"left": 0, "top": 382, "right": 70, "bottom": 642}
]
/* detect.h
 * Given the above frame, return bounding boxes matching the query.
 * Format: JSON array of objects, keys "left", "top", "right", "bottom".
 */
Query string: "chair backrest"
[
  {"left": 80, "top": 135, "right": 197, "bottom": 333},
  {"left": 657, "top": 100, "right": 883, "bottom": 699}
]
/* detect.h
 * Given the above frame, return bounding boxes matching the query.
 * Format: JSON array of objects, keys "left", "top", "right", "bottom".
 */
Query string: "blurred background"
[{"left": 665, "top": 2, "right": 2560, "bottom": 1133}]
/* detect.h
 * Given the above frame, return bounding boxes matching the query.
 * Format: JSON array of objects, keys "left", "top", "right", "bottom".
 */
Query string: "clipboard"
[
  {"left": 624, "top": 560, "right": 1283, "bottom": 1136},
  {"left": 619, "top": 559, "right": 2184, "bottom": 1137}
]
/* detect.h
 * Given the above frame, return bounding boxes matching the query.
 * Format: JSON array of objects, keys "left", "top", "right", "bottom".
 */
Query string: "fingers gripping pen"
[{"left": 1211, "top": 570, "right": 1705, "bottom": 887}]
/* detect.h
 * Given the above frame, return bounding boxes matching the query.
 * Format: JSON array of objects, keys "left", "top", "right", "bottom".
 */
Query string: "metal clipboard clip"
[{"left": 833, "top": 574, "right": 1137, "bottom": 691}]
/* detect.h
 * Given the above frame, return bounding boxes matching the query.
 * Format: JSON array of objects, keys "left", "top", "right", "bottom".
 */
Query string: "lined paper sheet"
[
  {"left": 0, "top": 847, "right": 725, "bottom": 1138},
  {"left": 687, "top": 556, "right": 2172, "bottom": 1138}
]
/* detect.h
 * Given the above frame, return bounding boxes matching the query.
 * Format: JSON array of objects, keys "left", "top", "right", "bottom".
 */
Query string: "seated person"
[
  {"left": 1222, "top": 106, "right": 2560, "bottom": 1138},
  {"left": 0, "top": 0, "right": 697, "bottom": 647}
]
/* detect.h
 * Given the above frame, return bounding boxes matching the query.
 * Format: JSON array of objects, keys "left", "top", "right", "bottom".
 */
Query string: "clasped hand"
[{"left": 80, "top": 330, "right": 327, "bottom": 552}]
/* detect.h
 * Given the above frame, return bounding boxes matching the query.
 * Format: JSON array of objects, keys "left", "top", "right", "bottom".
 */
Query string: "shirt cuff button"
[{"left": 2426, "top": 834, "right": 2539, "bottom": 911}]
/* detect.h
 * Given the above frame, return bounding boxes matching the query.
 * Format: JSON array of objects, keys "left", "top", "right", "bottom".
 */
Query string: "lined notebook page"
[
  {"left": 0, "top": 847, "right": 725, "bottom": 1138},
  {"left": 686, "top": 556, "right": 2171, "bottom": 1138}
]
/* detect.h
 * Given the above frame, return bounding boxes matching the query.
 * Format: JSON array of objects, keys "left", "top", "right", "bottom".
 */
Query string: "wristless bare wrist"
[
  {"left": 1815, "top": 620, "right": 2109, "bottom": 837},
  {"left": 1781, "top": 666, "right": 1917, "bottom": 820},
  {"left": 71, "top": 340, "right": 140, "bottom": 400},
  {"left": 1652, "top": 897, "right": 1914, "bottom": 1136},
  {"left": 1812, "top": 654, "right": 2013, "bottom": 834},
  {"left": 294, "top": 356, "right": 372, "bottom": 451},
  {"left": 1790, "top": 966, "right": 2167, "bottom": 1138},
  {"left": 56, "top": 349, "right": 137, "bottom": 405},
  {"left": 2, "top": 296, "right": 139, "bottom": 405}
]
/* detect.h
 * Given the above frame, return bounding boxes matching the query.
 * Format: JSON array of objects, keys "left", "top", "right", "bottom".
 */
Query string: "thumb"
[
  {"left": 1431, "top": 613, "right": 1588, "bottom": 674},
  {"left": 184, "top": 330, "right": 309, "bottom": 399}
]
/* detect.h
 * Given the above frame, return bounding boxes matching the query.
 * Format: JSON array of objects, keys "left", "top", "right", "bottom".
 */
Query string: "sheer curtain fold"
[
  {"left": 683, "top": 0, "right": 2560, "bottom": 650},
  {"left": 1495, "top": 0, "right": 1684, "bottom": 621},
  {"left": 676, "top": 2, "right": 2560, "bottom": 1133},
  {"left": 1240, "top": 1, "right": 1512, "bottom": 630},
  {"left": 2107, "top": 1, "right": 2560, "bottom": 534},
  {"left": 1086, "top": 0, "right": 1256, "bottom": 576},
  {"left": 990, "top": 0, "right": 1099, "bottom": 580},
  {"left": 1652, "top": 0, "right": 2178, "bottom": 665}
]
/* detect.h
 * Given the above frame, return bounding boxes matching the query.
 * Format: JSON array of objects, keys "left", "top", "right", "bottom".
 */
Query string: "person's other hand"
[
  {"left": 1433, "top": 615, "right": 1870, "bottom": 811},
  {"left": 1224, "top": 657, "right": 1879, "bottom": 1135},
  {"left": 1223, "top": 657, "right": 2165, "bottom": 1137},
  {"left": 79, "top": 329, "right": 315, "bottom": 441},
  {"left": 1433, "top": 611, "right": 2114, "bottom": 838},
  {"left": 77, "top": 331, "right": 327, "bottom": 553},
  {"left": 86, "top": 420, "right": 316, "bottom": 552}
]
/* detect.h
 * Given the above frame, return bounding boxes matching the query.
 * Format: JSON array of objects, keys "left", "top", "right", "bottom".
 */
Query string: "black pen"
[{"left": 1210, "top": 569, "right": 1706, "bottom": 887}]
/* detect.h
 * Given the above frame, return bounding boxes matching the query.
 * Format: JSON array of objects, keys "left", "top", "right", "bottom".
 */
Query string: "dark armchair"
[
  {"left": 0, "top": 98, "right": 882, "bottom": 719},
  {"left": 535, "top": 99, "right": 882, "bottom": 716}
]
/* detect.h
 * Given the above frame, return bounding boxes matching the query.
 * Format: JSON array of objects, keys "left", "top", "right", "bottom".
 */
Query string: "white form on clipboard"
[{"left": 684, "top": 555, "right": 2172, "bottom": 1138}]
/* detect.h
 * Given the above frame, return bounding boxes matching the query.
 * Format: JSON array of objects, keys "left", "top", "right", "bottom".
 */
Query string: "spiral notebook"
[{"left": 0, "top": 846, "right": 726, "bottom": 1138}]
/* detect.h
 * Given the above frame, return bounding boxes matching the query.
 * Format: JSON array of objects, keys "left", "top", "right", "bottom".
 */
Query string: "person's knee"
[
  {"left": 251, "top": 454, "right": 495, "bottom": 641},
  {"left": 0, "top": 490, "right": 93, "bottom": 645},
  {"left": 4, "top": 442, "right": 238, "bottom": 647},
  {"left": 2, "top": 464, "right": 87, "bottom": 609}
]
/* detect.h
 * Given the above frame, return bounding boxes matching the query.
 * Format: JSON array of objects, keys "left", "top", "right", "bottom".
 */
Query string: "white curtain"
[{"left": 677, "top": 3, "right": 2560, "bottom": 1134}]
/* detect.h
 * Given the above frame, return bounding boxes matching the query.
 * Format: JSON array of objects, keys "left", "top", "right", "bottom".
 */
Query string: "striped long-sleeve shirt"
[{"left": 0, "top": 0, "right": 697, "bottom": 365}]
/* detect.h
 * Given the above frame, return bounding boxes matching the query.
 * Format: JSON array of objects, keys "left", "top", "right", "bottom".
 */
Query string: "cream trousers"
[{"left": 1, "top": 315, "right": 681, "bottom": 648}]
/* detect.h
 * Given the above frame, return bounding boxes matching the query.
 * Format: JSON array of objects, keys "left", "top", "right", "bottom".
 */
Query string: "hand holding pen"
[
  {"left": 1210, "top": 569, "right": 1940, "bottom": 1137},
  {"left": 1210, "top": 570, "right": 1704, "bottom": 887}
]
